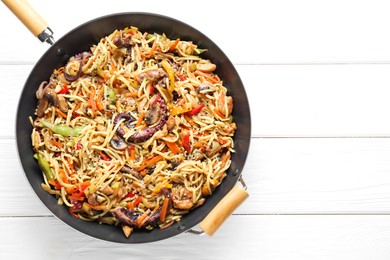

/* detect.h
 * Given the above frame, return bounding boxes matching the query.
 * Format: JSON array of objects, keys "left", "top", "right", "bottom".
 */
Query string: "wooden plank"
[
  {"left": 3, "top": 138, "right": 390, "bottom": 216},
  {"left": 2, "top": 215, "right": 390, "bottom": 259},
  {"left": 2, "top": 0, "right": 390, "bottom": 64},
  {"left": 3, "top": 64, "right": 390, "bottom": 137},
  {"left": 238, "top": 64, "right": 390, "bottom": 137}
]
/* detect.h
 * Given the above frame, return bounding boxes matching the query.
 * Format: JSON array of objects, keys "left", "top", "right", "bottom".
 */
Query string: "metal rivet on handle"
[
  {"left": 177, "top": 224, "right": 186, "bottom": 231},
  {"left": 56, "top": 48, "right": 65, "bottom": 56}
]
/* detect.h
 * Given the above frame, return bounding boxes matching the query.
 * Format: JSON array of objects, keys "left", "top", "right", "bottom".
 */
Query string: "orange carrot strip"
[
  {"left": 85, "top": 202, "right": 107, "bottom": 210},
  {"left": 55, "top": 107, "right": 67, "bottom": 119},
  {"left": 136, "top": 113, "right": 144, "bottom": 127},
  {"left": 168, "top": 38, "right": 180, "bottom": 52},
  {"left": 213, "top": 108, "right": 225, "bottom": 119},
  {"left": 68, "top": 195, "right": 85, "bottom": 201},
  {"left": 110, "top": 57, "right": 117, "bottom": 74},
  {"left": 49, "top": 139, "right": 63, "bottom": 149},
  {"left": 137, "top": 209, "right": 150, "bottom": 228},
  {"left": 221, "top": 151, "right": 231, "bottom": 167},
  {"left": 159, "top": 197, "right": 170, "bottom": 222},
  {"left": 164, "top": 140, "right": 181, "bottom": 154},
  {"left": 148, "top": 41, "right": 157, "bottom": 58},
  {"left": 126, "top": 201, "right": 135, "bottom": 211},
  {"left": 130, "top": 148, "right": 135, "bottom": 161},
  {"left": 65, "top": 185, "right": 77, "bottom": 194},
  {"left": 194, "top": 70, "right": 220, "bottom": 84},
  {"left": 140, "top": 169, "right": 148, "bottom": 177},
  {"left": 125, "top": 92, "right": 138, "bottom": 98},
  {"left": 96, "top": 89, "right": 104, "bottom": 111},
  {"left": 133, "top": 181, "right": 143, "bottom": 189},
  {"left": 135, "top": 155, "right": 164, "bottom": 171},
  {"left": 184, "top": 114, "right": 194, "bottom": 125},
  {"left": 76, "top": 181, "right": 91, "bottom": 192},
  {"left": 58, "top": 169, "right": 69, "bottom": 184},
  {"left": 89, "top": 88, "right": 97, "bottom": 116}
]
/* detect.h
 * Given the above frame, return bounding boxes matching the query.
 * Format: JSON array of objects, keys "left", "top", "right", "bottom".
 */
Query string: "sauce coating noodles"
[{"left": 31, "top": 27, "right": 236, "bottom": 238}]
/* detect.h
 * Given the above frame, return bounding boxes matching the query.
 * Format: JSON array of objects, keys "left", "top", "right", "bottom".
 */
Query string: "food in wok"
[{"left": 31, "top": 26, "right": 236, "bottom": 238}]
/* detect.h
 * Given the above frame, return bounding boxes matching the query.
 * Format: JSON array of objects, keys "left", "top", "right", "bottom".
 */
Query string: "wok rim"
[{"left": 15, "top": 12, "right": 252, "bottom": 243}]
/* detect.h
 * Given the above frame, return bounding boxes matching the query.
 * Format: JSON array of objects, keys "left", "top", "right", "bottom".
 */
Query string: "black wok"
[{"left": 7, "top": 2, "right": 251, "bottom": 243}]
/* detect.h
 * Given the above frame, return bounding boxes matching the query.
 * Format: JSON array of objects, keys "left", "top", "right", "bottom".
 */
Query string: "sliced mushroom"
[
  {"left": 36, "top": 85, "right": 69, "bottom": 117},
  {"left": 197, "top": 81, "right": 216, "bottom": 93},
  {"left": 57, "top": 96, "right": 69, "bottom": 113},
  {"left": 110, "top": 135, "right": 128, "bottom": 150},
  {"left": 36, "top": 81, "right": 47, "bottom": 99},
  {"left": 36, "top": 98, "right": 49, "bottom": 117},
  {"left": 144, "top": 102, "right": 161, "bottom": 125},
  {"left": 120, "top": 166, "right": 141, "bottom": 179}
]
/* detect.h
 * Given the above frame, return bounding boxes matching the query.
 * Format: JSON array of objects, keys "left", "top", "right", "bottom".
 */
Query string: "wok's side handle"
[
  {"left": 199, "top": 184, "right": 249, "bottom": 236},
  {"left": 1, "top": 0, "right": 54, "bottom": 44}
]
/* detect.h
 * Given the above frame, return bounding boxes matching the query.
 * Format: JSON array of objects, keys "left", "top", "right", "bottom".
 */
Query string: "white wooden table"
[{"left": 2, "top": 0, "right": 390, "bottom": 259}]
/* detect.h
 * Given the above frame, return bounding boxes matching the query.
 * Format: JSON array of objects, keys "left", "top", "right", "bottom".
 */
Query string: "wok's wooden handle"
[
  {"left": 1, "top": 0, "right": 54, "bottom": 44},
  {"left": 200, "top": 185, "right": 249, "bottom": 236}
]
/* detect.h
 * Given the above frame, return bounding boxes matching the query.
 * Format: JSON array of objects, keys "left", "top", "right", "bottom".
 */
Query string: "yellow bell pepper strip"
[
  {"left": 40, "top": 120, "right": 85, "bottom": 137},
  {"left": 168, "top": 103, "right": 192, "bottom": 116},
  {"left": 37, "top": 153, "right": 55, "bottom": 181},
  {"left": 161, "top": 59, "right": 175, "bottom": 93}
]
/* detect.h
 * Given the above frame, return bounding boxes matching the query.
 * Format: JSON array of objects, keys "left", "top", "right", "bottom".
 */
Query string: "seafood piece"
[
  {"left": 64, "top": 52, "right": 91, "bottom": 82},
  {"left": 172, "top": 189, "right": 193, "bottom": 210},
  {"left": 113, "top": 207, "right": 140, "bottom": 227},
  {"left": 217, "top": 92, "right": 233, "bottom": 117},
  {"left": 113, "top": 112, "right": 136, "bottom": 137},
  {"left": 127, "top": 95, "right": 168, "bottom": 143}
]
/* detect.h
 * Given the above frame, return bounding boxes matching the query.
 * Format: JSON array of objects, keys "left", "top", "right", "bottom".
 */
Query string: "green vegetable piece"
[
  {"left": 107, "top": 87, "right": 116, "bottom": 104},
  {"left": 41, "top": 120, "right": 84, "bottom": 137},
  {"left": 37, "top": 153, "right": 55, "bottom": 181}
]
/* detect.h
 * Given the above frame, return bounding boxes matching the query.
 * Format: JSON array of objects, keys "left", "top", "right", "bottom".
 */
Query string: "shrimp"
[
  {"left": 171, "top": 188, "right": 194, "bottom": 210},
  {"left": 217, "top": 92, "right": 233, "bottom": 118}
]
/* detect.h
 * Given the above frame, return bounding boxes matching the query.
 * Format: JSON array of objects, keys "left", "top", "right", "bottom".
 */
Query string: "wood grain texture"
[
  {"left": 2, "top": 215, "right": 390, "bottom": 260},
  {"left": 1, "top": 0, "right": 390, "bottom": 64},
  {"left": 2, "top": 0, "right": 390, "bottom": 259}
]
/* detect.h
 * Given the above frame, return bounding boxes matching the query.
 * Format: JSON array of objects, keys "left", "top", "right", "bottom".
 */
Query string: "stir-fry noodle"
[{"left": 31, "top": 27, "right": 236, "bottom": 238}]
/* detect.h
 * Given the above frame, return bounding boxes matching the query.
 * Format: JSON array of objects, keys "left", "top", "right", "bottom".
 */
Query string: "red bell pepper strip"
[
  {"left": 177, "top": 74, "right": 187, "bottom": 81},
  {"left": 100, "top": 151, "right": 110, "bottom": 161},
  {"left": 183, "top": 133, "right": 191, "bottom": 153},
  {"left": 75, "top": 142, "right": 82, "bottom": 150},
  {"left": 125, "top": 191, "right": 136, "bottom": 199},
  {"left": 58, "top": 84, "right": 69, "bottom": 94},
  {"left": 187, "top": 104, "right": 204, "bottom": 116},
  {"left": 133, "top": 196, "right": 143, "bottom": 207}
]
